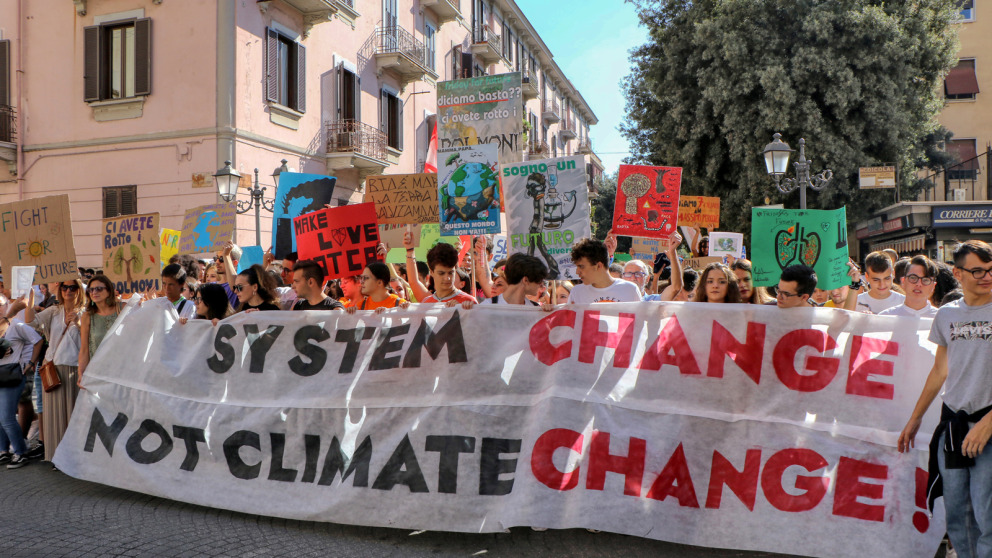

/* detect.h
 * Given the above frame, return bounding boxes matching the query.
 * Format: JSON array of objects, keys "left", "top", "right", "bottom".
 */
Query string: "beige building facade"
[{"left": 0, "top": 0, "right": 601, "bottom": 267}]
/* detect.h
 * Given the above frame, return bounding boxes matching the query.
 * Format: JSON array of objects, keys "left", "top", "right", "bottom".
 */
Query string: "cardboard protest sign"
[
  {"left": 684, "top": 256, "right": 723, "bottom": 270},
  {"left": 103, "top": 213, "right": 161, "bottom": 295},
  {"left": 439, "top": 144, "right": 501, "bottom": 236},
  {"left": 708, "top": 232, "right": 745, "bottom": 259},
  {"left": 294, "top": 202, "right": 380, "bottom": 280},
  {"left": 10, "top": 266, "right": 35, "bottom": 298},
  {"left": 630, "top": 237, "right": 663, "bottom": 263},
  {"left": 678, "top": 196, "right": 720, "bottom": 228},
  {"left": 0, "top": 194, "right": 79, "bottom": 285},
  {"left": 178, "top": 203, "right": 236, "bottom": 255},
  {"left": 385, "top": 223, "right": 457, "bottom": 264},
  {"left": 437, "top": 73, "right": 524, "bottom": 166},
  {"left": 364, "top": 173, "right": 439, "bottom": 225},
  {"left": 612, "top": 165, "right": 682, "bottom": 241},
  {"left": 159, "top": 228, "right": 180, "bottom": 269},
  {"left": 503, "top": 155, "right": 591, "bottom": 280},
  {"left": 57, "top": 303, "right": 944, "bottom": 558},
  {"left": 751, "top": 206, "right": 850, "bottom": 290},
  {"left": 272, "top": 172, "right": 337, "bottom": 259}
]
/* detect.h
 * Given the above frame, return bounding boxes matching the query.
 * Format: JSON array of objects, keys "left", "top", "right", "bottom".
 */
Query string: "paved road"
[{"left": 0, "top": 463, "right": 935, "bottom": 557}]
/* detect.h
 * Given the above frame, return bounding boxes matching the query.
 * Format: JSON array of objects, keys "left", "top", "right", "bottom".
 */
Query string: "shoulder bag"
[
  {"left": 0, "top": 362, "right": 22, "bottom": 388},
  {"left": 40, "top": 312, "right": 73, "bottom": 392}
]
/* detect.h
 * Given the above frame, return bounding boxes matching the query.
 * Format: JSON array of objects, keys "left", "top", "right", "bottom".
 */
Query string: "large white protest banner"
[{"left": 55, "top": 304, "right": 943, "bottom": 558}]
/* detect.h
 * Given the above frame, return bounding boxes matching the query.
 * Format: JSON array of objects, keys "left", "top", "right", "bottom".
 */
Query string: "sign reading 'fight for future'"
[{"left": 293, "top": 202, "right": 381, "bottom": 280}]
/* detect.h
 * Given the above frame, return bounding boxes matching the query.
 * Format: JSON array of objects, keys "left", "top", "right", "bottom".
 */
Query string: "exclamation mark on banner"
[{"left": 913, "top": 467, "right": 930, "bottom": 533}]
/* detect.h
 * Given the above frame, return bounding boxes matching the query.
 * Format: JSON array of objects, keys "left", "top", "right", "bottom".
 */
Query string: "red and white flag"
[{"left": 424, "top": 121, "right": 438, "bottom": 173}]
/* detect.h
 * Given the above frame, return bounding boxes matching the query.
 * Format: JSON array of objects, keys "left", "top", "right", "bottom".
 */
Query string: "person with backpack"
[{"left": 345, "top": 262, "right": 409, "bottom": 314}]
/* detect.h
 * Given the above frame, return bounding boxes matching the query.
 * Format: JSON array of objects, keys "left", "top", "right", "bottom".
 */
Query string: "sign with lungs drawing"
[
  {"left": 750, "top": 206, "right": 850, "bottom": 291},
  {"left": 612, "top": 165, "right": 682, "bottom": 244}
]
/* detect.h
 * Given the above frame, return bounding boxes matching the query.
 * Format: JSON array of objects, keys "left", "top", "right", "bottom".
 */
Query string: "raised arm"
[
  {"left": 843, "top": 261, "right": 862, "bottom": 312},
  {"left": 403, "top": 228, "right": 431, "bottom": 302},
  {"left": 659, "top": 232, "right": 684, "bottom": 301},
  {"left": 222, "top": 241, "right": 238, "bottom": 288},
  {"left": 474, "top": 236, "right": 493, "bottom": 298}
]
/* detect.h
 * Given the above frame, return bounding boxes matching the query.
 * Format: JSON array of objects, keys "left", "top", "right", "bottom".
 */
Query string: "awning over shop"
[{"left": 870, "top": 234, "right": 927, "bottom": 255}]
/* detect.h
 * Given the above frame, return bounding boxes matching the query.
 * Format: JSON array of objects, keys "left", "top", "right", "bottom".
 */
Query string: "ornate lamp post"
[
  {"left": 214, "top": 161, "right": 275, "bottom": 247},
  {"left": 761, "top": 133, "right": 833, "bottom": 209}
]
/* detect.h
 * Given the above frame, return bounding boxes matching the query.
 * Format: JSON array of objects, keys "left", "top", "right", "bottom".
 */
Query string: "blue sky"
[{"left": 516, "top": 0, "right": 647, "bottom": 174}]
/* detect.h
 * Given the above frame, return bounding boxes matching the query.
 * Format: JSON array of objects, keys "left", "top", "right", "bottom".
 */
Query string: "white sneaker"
[
  {"left": 6, "top": 454, "right": 28, "bottom": 469},
  {"left": 946, "top": 547, "right": 958, "bottom": 558}
]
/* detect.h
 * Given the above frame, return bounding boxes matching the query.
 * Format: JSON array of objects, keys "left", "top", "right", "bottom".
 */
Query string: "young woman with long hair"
[
  {"left": 234, "top": 264, "right": 280, "bottom": 312},
  {"left": 729, "top": 258, "right": 773, "bottom": 304},
  {"left": 693, "top": 263, "right": 743, "bottom": 304},
  {"left": 24, "top": 278, "right": 87, "bottom": 462},
  {"left": 196, "top": 283, "right": 234, "bottom": 322},
  {"left": 79, "top": 275, "right": 122, "bottom": 377}
]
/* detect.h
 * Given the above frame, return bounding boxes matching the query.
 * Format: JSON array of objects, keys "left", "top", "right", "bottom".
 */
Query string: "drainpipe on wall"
[
  {"left": 16, "top": 0, "right": 25, "bottom": 200},
  {"left": 217, "top": 0, "right": 236, "bottom": 192}
]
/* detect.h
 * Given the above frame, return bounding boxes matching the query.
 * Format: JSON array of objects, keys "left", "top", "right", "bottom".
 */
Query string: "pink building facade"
[{"left": 0, "top": 0, "right": 601, "bottom": 267}]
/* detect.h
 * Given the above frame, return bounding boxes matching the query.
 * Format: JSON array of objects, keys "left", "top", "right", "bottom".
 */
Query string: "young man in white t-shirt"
[
  {"left": 479, "top": 253, "right": 547, "bottom": 306},
  {"left": 857, "top": 251, "right": 905, "bottom": 314},
  {"left": 567, "top": 238, "right": 641, "bottom": 304},
  {"left": 879, "top": 255, "right": 938, "bottom": 319}
]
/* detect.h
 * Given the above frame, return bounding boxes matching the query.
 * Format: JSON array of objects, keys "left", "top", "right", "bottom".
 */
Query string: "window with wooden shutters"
[
  {"left": 0, "top": 40, "right": 10, "bottom": 107},
  {"left": 103, "top": 186, "right": 138, "bottom": 218},
  {"left": 337, "top": 64, "right": 360, "bottom": 121},
  {"left": 381, "top": 89, "right": 402, "bottom": 151},
  {"left": 452, "top": 46, "right": 462, "bottom": 81},
  {"left": 83, "top": 19, "right": 151, "bottom": 102},
  {"left": 424, "top": 23, "right": 436, "bottom": 73},
  {"left": 461, "top": 52, "right": 474, "bottom": 78},
  {"left": 264, "top": 27, "right": 306, "bottom": 113}
]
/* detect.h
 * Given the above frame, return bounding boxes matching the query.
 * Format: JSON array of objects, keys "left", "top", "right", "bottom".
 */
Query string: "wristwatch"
[{"left": 850, "top": 280, "right": 863, "bottom": 290}]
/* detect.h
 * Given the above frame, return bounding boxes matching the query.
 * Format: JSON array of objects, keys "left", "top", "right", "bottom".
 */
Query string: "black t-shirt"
[
  {"left": 293, "top": 297, "right": 344, "bottom": 311},
  {"left": 240, "top": 301, "right": 281, "bottom": 312}
]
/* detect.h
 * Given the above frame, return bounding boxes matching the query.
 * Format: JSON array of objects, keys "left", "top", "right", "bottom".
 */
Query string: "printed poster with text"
[
  {"left": 438, "top": 144, "right": 501, "bottom": 236},
  {"left": 103, "top": 213, "right": 161, "bottom": 295},
  {"left": 178, "top": 203, "right": 236, "bottom": 255},
  {"left": 0, "top": 194, "right": 79, "bottom": 285},
  {"left": 678, "top": 196, "right": 720, "bottom": 229},
  {"left": 612, "top": 165, "right": 682, "bottom": 245},
  {"left": 294, "top": 202, "right": 380, "bottom": 280},
  {"left": 437, "top": 72, "right": 523, "bottom": 166},
  {"left": 272, "top": 172, "right": 337, "bottom": 259},
  {"left": 503, "top": 155, "right": 590, "bottom": 280},
  {"left": 750, "top": 206, "right": 850, "bottom": 291}
]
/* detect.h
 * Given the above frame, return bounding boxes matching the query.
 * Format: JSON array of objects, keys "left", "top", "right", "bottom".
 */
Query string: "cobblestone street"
[{"left": 0, "top": 464, "right": 804, "bottom": 557}]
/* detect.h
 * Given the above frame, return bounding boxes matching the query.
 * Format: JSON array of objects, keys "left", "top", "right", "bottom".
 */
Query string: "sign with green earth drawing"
[
  {"left": 438, "top": 143, "right": 501, "bottom": 236},
  {"left": 103, "top": 212, "right": 162, "bottom": 295},
  {"left": 750, "top": 207, "right": 850, "bottom": 291}
]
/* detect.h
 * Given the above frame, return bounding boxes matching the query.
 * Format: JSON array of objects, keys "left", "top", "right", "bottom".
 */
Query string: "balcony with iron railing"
[
  {"left": 560, "top": 115, "right": 576, "bottom": 140},
  {"left": 577, "top": 137, "right": 593, "bottom": 154},
  {"left": 423, "top": 0, "right": 460, "bottom": 23},
  {"left": 542, "top": 98, "right": 560, "bottom": 124},
  {"left": 470, "top": 23, "right": 502, "bottom": 65},
  {"left": 918, "top": 146, "right": 992, "bottom": 202},
  {"left": 0, "top": 105, "right": 15, "bottom": 144},
  {"left": 521, "top": 65, "right": 539, "bottom": 100},
  {"left": 325, "top": 119, "right": 391, "bottom": 176},
  {"left": 364, "top": 25, "right": 437, "bottom": 88}
]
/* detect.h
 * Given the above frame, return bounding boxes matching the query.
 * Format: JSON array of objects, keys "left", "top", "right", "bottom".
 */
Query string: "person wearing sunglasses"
[
  {"left": 899, "top": 240, "right": 992, "bottom": 558},
  {"left": 233, "top": 265, "right": 280, "bottom": 312},
  {"left": 23, "top": 279, "right": 86, "bottom": 462},
  {"left": 879, "top": 255, "right": 939, "bottom": 319},
  {"left": 79, "top": 275, "right": 122, "bottom": 378}
]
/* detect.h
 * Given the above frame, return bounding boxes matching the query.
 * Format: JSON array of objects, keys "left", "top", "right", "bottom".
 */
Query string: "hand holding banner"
[{"left": 294, "top": 202, "right": 380, "bottom": 280}]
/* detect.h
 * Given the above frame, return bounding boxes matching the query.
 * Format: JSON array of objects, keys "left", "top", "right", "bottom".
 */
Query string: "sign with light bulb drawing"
[
  {"left": 611, "top": 165, "right": 682, "bottom": 243},
  {"left": 0, "top": 194, "right": 79, "bottom": 285},
  {"left": 503, "top": 155, "right": 591, "bottom": 280}
]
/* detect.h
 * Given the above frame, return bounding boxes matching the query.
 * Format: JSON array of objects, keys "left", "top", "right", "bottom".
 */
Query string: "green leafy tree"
[
  {"left": 590, "top": 172, "right": 632, "bottom": 252},
  {"left": 622, "top": 0, "right": 959, "bottom": 236}
]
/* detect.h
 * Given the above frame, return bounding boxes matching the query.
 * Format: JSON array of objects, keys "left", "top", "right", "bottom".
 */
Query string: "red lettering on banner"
[
  {"left": 761, "top": 449, "right": 828, "bottom": 512},
  {"left": 531, "top": 428, "right": 583, "bottom": 490},
  {"left": 645, "top": 443, "right": 699, "bottom": 507},
  {"left": 579, "top": 312, "right": 636, "bottom": 368},
  {"left": 846, "top": 336, "right": 898, "bottom": 400},
  {"left": 637, "top": 317, "right": 702, "bottom": 375},
  {"left": 586, "top": 430, "right": 646, "bottom": 497},
  {"left": 772, "top": 330, "right": 839, "bottom": 392},
  {"left": 833, "top": 457, "right": 887, "bottom": 522},
  {"left": 705, "top": 449, "right": 761, "bottom": 511},
  {"left": 707, "top": 321, "right": 766, "bottom": 384},
  {"left": 529, "top": 310, "right": 576, "bottom": 366}
]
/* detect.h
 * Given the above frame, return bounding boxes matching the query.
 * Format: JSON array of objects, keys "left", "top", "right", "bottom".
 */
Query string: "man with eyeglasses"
[
  {"left": 774, "top": 265, "right": 817, "bottom": 309},
  {"left": 879, "top": 255, "right": 939, "bottom": 318},
  {"left": 899, "top": 240, "right": 992, "bottom": 558}
]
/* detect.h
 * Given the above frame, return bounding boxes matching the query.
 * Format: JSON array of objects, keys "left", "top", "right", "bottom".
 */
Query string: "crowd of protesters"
[{"left": 2, "top": 230, "right": 991, "bottom": 557}]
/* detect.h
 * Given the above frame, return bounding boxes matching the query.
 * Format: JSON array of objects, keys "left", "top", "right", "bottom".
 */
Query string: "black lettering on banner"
[
  {"left": 318, "top": 436, "right": 373, "bottom": 487},
  {"left": 172, "top": 425, "right": 207, "bottom": 472},
  {"left": 302, "top": 434, "right": 321, "bottom": 483},
  {"left": 479, "top": 438, "right": 522, "bottom": 496},
  {"left": 334, "top": 327, "right": 375, "bottom": 374},
  {"left": 402, "top": 311, "right": 468, "bottom": 368},
  {"left": 207, "top": 324, "right": 237, "bottom": 373},
  {"left": 289, "top": 325, "right": 330, "bottom": 376},
  {"left": 243, "top": 324, "right": 285, "bottom": 373},
  {"left": 372, "top": 434, "right": 429, "bottom": 493},
  {"left": 268, "top": 433, "right": 299, "bottom": 482},
  {"left": 125, "top": 419, "right": 174, "bottom": 465},
  {"left": 224, "top": 430, "right": 262, "bottom": 480},
  {"left": 83, "top": 408, "right": 129, "bottom": 456},
  {"left": 369, "top": 324, "right": 411, "bottom": 370},
  {"left": 425, "top": 435, "right": 476, "bottom": 494}
]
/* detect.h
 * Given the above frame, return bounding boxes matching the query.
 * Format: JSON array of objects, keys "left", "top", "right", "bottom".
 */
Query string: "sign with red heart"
[{"left": 293, "top": 202, "right": 381, "bottom": 280}]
